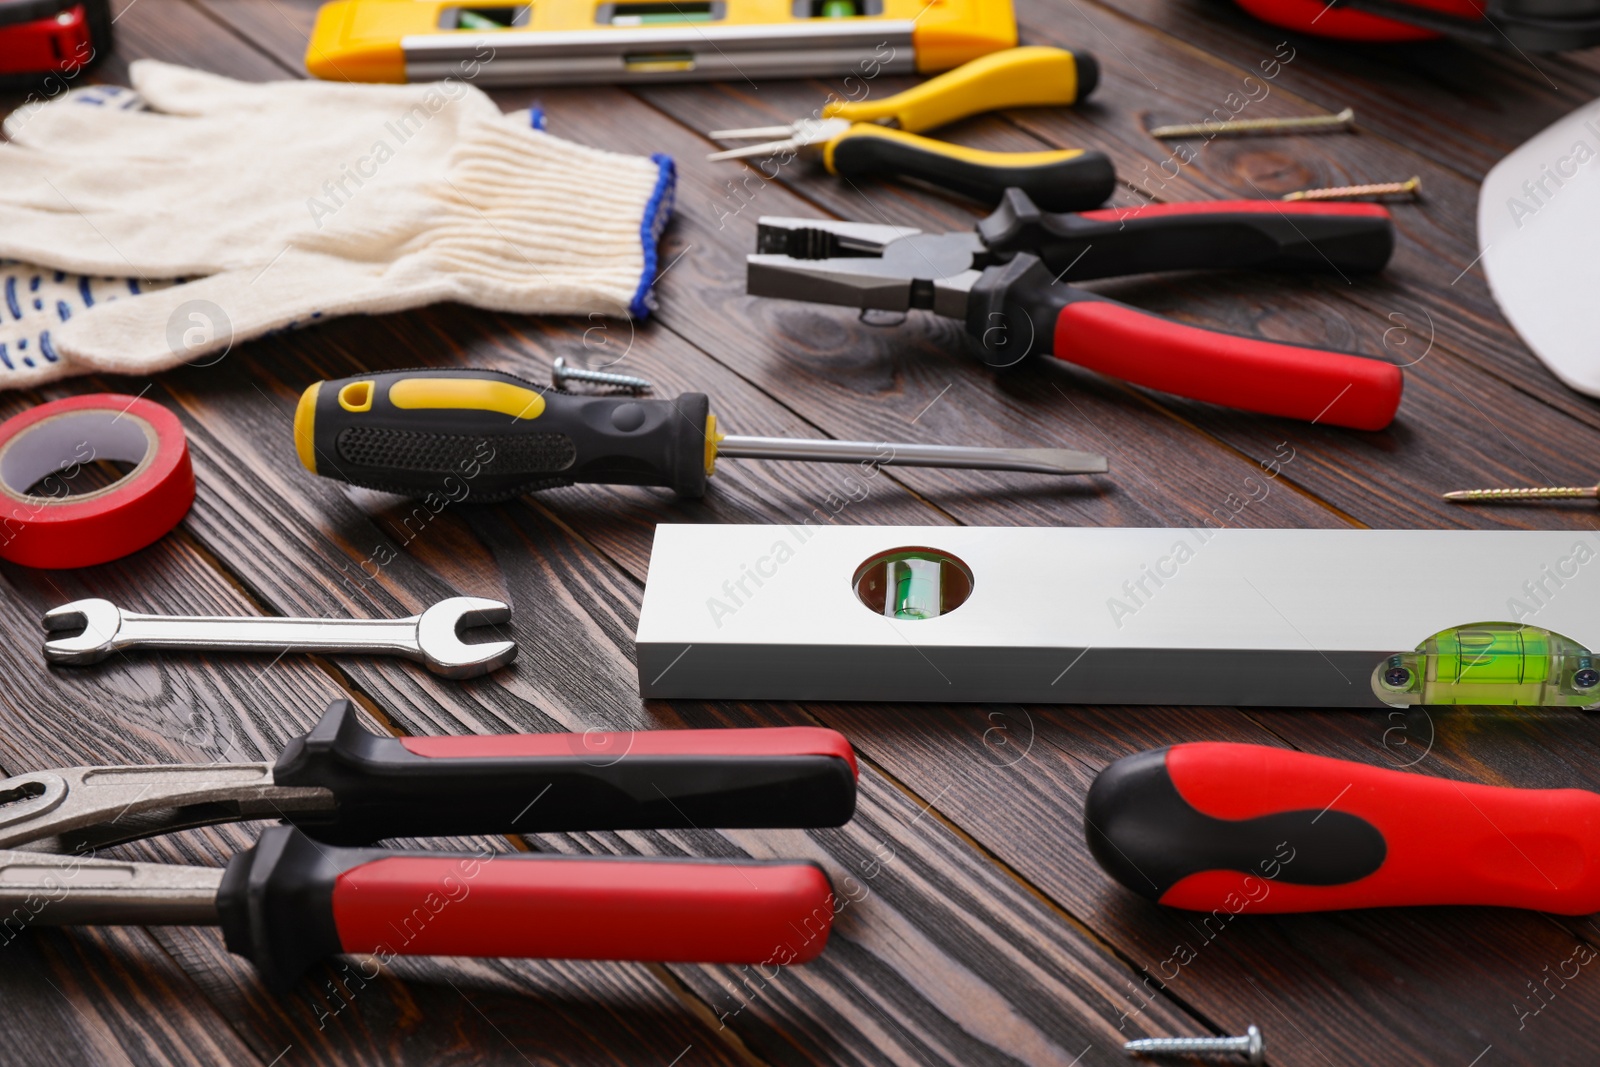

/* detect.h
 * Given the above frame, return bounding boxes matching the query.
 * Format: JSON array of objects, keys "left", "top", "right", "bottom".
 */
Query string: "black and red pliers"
[
  {"left": 0, "top": 699, "right": 856, "bottom": 989},
  {"left": 748, "top": 188, "right": 1403, "bottom": 431},
  {"left": 1087, "top": 743, "right": 1600, "bottom": 913}
]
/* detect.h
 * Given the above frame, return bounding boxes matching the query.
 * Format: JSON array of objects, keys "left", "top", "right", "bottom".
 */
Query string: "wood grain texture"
[{"left": 6, "top": 0, "right": 1600, "bottom": 1061}]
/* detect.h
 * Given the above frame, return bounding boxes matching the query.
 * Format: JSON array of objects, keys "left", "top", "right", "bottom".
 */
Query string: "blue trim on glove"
[{"left": 628, "top": 153, "right": 677, "bottom": 321}]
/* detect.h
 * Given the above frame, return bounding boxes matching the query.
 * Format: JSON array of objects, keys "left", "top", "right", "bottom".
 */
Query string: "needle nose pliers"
[
  {"left": 747, "top": 189, "right": 1405, "bottom": 431},
  {"left": 708, "top": 46, "right": 1114, "bottom": 210},
  {"left": 0, "top": 699, "right": 857, "bottom": 989}
]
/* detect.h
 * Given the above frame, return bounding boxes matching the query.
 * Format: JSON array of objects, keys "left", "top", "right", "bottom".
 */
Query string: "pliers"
[
  {"left": 708, "top": 46, "right": 1115, "bottom": 210},
  {"left": 0, "top": 699, "right": 857, "bottom": 990},
  {"left": 748, "top": 189, "right": 1405, "bottom": 431}
]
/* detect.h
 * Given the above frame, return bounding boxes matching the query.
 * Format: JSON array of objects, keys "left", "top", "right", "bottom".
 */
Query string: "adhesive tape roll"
[{"left": 0, "top": 394, "right": 195, "bottom": 569}]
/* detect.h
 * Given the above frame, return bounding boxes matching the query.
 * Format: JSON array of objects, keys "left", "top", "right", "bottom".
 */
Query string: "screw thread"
[
  {"left": 1126, "top": 1036, "right": 1252, "bottom": 1054},
  {"left": 1151, "top": 107, "right": 1354, "bottom": 139},
  {"left": 1284, "top": 177, "right": 1420, "bottom": 202},
  {"left": 1444, "top": 486, "right": 1599, "bottom": 502},
  {"left": 552, "top": 358, "right": 653, "bottom": 393}
]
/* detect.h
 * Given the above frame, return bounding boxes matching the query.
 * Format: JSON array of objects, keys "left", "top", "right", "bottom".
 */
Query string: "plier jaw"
[{"left": 749, "top": 216, "right": 988, "bottom": 319}]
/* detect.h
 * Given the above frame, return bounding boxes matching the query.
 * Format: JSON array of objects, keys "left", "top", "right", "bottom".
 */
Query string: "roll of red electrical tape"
[{"left": 0, "top": 394, "right": 194, "bottom": 568}]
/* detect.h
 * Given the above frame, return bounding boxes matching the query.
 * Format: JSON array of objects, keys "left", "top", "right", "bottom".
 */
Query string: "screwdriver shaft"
[{"left": 717, "top": 435, "right": 1108, "bottom": 475}]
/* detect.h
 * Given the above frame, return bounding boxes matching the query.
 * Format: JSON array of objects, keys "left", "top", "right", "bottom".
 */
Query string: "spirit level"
[
  {"left": 0, "top": 0, "right": 110, "bottom": 89},
  {"left": 635, "top": 526, "right": 1600, "bottom": 707},
  {"left": 305, "top": 0, "right": 1015, "bottom": 84}
]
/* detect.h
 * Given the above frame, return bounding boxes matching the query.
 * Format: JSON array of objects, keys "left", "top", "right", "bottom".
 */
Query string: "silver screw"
[
  {"left": 1150, "top": 107, "right": 1354, "bottom": 139},
  {"left": 551, "top": 356, "right": 653, "bottom": 394},
  {"left": 1125, "top": 1024, "right": 1265, "bottom": 1065}
]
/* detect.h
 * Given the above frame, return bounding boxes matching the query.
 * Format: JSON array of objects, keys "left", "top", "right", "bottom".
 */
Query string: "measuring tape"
[
  {"left": 306, "top": 0, "right": 1015, "bottom": 84},
  {"left": 0, "top": 0, "right": 112, "bottom": 88},
  {"left": 0, "top": 394, "right": 194, "bottom": 569}
]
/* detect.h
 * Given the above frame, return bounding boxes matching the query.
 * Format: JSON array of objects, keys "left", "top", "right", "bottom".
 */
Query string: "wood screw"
[
  {"left": 1283, "top": 176, "right": 1421, "bottom": 202},
  {"left": 1125, "top": 1024, "right": 1265, "bottom": 1065},
  {"left": 1150, "top": 108, "right": 1354, "bottom": 138},
  {"left": 1444, "top": 483, "right": 1600, "bottom": 504},
  {"left": 551, "top": 357, "right": 653, "bottom": 394}
]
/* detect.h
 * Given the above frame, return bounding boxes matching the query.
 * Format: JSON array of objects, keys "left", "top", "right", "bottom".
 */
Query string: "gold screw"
[
  {"left": 1443, "top": 484, "right": 1600, "bottom": 504},
  {"left": 1149, "top": 107, "right": 1355, "bottom": 139},
  {"left": 1283, "top": 176, "right": 1421, "bottom": 202}
]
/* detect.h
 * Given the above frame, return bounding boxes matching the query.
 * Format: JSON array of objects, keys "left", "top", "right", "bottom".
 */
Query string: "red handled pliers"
[
  {"left": 747, "top": 188, "right": 1403, "bottom": 431},
  {"left": 0, "top": 699, "right": 856, "bottom": 989}
]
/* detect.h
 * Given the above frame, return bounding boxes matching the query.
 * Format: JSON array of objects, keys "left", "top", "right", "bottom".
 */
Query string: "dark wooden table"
[{"left": 5, "top": 0, "right": 1600, "bottom": 1062}]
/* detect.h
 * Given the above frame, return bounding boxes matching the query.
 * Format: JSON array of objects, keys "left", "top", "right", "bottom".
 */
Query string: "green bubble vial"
[{"left": 1372, "top": 622, "right": 1600, "bottom": 708}]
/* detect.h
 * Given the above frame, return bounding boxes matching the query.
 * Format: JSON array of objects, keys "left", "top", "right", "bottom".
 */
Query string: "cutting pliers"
[
  {"left": 0, "top": 699, "right": 856, "bottom": 990},
  {"left": 748, "top": 189, "right": 1405, "bottom": 431},
  {"left": 708, "top": 46, "right": 1114, "bottom": 210}
]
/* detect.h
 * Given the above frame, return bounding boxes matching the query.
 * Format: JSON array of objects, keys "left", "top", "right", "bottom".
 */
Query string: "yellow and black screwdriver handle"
[
  {"left": 294, "top": 369, "right": 718, "bottom": 501},
  {"left": 819, "top": 46, "right": 1112, "bottom": 210}
]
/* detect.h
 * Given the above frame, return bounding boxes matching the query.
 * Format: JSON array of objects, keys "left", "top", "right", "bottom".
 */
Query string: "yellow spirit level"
[{"left": 305, "top": 0, "right": 1016, "bottom": 84}]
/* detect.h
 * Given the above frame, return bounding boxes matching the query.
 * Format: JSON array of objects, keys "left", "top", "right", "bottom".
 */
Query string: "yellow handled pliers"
[{"left": 707, "top": 46, "right": 1113, "bottom": 210}]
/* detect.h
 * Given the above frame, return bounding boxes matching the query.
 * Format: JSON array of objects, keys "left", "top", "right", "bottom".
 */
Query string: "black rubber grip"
[
  {"left": 303, "top": 368, "right": 711, "bottom": 500},
  {"left": 216, "top": 826, "right": 371, "bottom": 991},
  {"left": 1084, "top": 747, "right": 1387, "bottom": 901},
  {"left": 977, "top": 188, "right": 1396, "bottom": 280},
  {"left": 828, "top": 134, "right": 1116, "bottom": 211},
  {"left": 274, "top": 700, "right": 859, "bottom": 845}
]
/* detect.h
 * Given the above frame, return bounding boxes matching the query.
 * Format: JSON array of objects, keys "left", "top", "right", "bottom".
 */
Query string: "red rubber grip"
[
  {"left": 1052, "top": 299, "right": 1402, "bottom": 430},
  {"left": 401, "top": 726, "right": 858, "bottom": 780},
  {"left": 332, "top": 855, "right": 835, "bottom": 964},
  {"left": 1162, "top": 743, "right": 1600, "bottom": 914}
]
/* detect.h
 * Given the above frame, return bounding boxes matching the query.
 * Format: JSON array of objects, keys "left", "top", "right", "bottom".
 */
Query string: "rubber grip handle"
[
  {"left": 218, "top": 827, "right": 834, "bottom": 989},
  {"left": 1086, "top": 743, "right": 1600, "bottom": 914},
  {"left": 331, "top": 853, "right": 834, "bottom": 965},
  {"left": 826, "top": 127, "right": 1116, "bottom": 210},
  {"left": 1050, "top": 295, "right": 1401, "bottom": 429},
  {"left": 275, "top": 700, "right": 858, "bottom": 845},
  {"left": 295, "top": 368, "right": 712, "bottom": 500},
  {"left": 825, "top": 46, "right": 1098, "bottom": 131},
  {"left": 977, "top": 188, "right": 1395, "bottom": 280}
]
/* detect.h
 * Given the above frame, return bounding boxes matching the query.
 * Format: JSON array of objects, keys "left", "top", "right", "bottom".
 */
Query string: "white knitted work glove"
[{"left": 0, "top": 62, "right": 675, "bottom": 385}]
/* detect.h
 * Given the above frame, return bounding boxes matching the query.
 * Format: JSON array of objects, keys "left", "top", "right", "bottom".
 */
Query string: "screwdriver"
[
  {"left": 293, "top": 369, "right": 1108, "bottom": 501},
  {"left": 1086, "top": 742, "right": 1600, "bottom": 914},
  {"left": 706, "top": 46, "right": 1114, "bottom": 211}
]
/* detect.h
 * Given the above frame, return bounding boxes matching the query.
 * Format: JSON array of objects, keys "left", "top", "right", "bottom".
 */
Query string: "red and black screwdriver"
[
  {"left": 294, "top": 368, "right": 1107, "bottom": 501},
  {"left": 1087, "top": 743, "right": 1600, "bottom": 913}
]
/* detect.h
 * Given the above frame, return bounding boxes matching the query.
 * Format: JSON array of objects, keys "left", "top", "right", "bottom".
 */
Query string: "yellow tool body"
[{"left": 306, "top": 0, "right": 1015, "bottom": 85}]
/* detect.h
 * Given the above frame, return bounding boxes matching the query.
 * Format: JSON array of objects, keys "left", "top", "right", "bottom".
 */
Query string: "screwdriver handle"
[
  {"left": 294, "top": 369, "right": 713, "bottom": 500},
  {"left": 825, "top": 46, "right": 1098, "bottom": 132},
  {"left": 1086, "top": 743, "right": 1600, "bottom": 914},
  {"left": 978, "top": 189, "right": 1396, "bottom": 280},
  {"left": 826, "top": 127, "right": 1115, "bottom": 210},
  {"left": 219, "top": 827, "right": 834, "bottom": 990},
  {"left": 276, "top": 700, "right": 859, "bottom": 845},
  {"left": 968, "top": 254, "right": 1403, "bottom": 430}
]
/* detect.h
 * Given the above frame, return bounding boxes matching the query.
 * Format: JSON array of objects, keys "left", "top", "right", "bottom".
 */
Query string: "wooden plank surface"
[{"left": 5, "top": 0, "right": 1600, "bottom": 1061}]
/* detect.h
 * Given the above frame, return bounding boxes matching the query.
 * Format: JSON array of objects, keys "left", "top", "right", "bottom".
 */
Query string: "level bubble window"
[
  {"left": 853, "top": 547, "right": 973, "bottom": 621},
  {"left": 1373, "top": 622, "right": 1600, "bottom": 708}
]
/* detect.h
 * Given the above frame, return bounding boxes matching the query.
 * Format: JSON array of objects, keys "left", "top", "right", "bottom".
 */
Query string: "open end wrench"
[{"left": 41, "top": 597, "right": 516, "bottom": 679}]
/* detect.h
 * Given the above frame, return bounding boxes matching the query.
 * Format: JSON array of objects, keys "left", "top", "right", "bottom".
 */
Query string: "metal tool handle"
[
  {"left": 1086, "top": 743, "right": 1600, "bottom": 914},
  {"left": 825, "top": 46, "right": 1098, "bottom": 132},
  {"left": 276, "top": 700, "right": 859, "bottom": 845},
  {"left": 217, "top": 826, "right": 836, "bottom": 990},
  {"left": 968, "top": 254, "right": 1404, "bottom": 430},
  {"left": 977, "top": 190, "right": 1397, "bottom": 280},
  {"left": 826, "top": 127, "right": 1116, "bottom": 210},
  {"left": 296, "top": 369, "right": 713, "bottom": 500},
  {"left": 111, "top": 612, "right": 423, "bottom": 656}
]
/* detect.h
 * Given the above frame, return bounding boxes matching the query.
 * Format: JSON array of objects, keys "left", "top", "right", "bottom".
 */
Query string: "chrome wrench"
[{"left": 41, "top": 596, "right": 515, "bottom": 679}]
